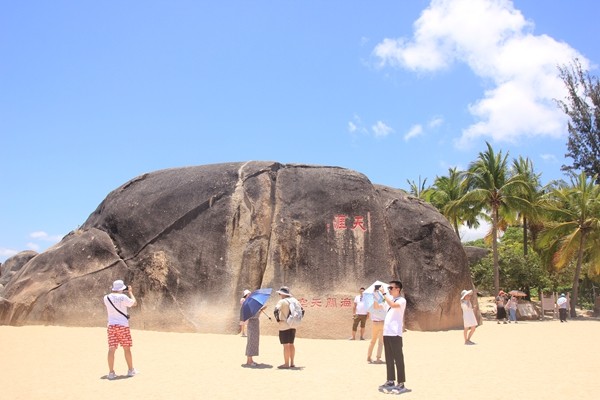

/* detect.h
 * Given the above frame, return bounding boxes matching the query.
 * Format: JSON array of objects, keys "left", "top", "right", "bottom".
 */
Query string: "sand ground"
[{"left": 1, "top": 317, "right": 598, "bottom": 400}]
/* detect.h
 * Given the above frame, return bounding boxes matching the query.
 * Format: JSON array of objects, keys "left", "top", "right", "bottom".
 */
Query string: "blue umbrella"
[{"left": 240, "top": 288, "right": 273, "bottom": 321}]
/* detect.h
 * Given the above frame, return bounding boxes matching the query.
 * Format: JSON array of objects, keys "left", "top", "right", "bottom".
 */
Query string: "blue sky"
[{"left": 2, "top": 0, "right": 599, "bottom": 262}]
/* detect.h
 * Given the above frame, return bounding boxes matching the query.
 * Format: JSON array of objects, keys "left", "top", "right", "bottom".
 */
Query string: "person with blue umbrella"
[{"left": 241, "top": 288, "right": 272, "bottom": 367}]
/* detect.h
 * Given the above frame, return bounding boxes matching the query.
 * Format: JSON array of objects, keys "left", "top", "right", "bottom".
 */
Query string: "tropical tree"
[
  {"left": 510, "top": 156, "right": 543, "bottom": 255},
  {"left": 406, "top": 176, "right": 430, "bottom": 199},
  {"left": 538, "top": 172, "right": 600, "bottom": 317},
  {"left": 457, "top": 142, "right": 532, "bottom": 295},
  {"left": 429, "top": 167, "right": 479, "bottom": 237},
  {"left": 557, "top": 59, "right": 600, "bottom": 182}
]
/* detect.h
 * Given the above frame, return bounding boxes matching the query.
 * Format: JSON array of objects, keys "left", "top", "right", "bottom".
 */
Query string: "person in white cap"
[
  {"left": 273, "top": 286, "right": 297, "bottom": 369},
  {"left": 460, "top": 289, "right": 477, "bottom": 345},
  {"left": 557, "top": 293, "right": 568, "bottom": 322},
  {"left": 103, "top": 279, "right": 137, "bottom": 380}
]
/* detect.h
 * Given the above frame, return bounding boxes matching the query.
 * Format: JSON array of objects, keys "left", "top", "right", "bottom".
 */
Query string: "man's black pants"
[{"left": 383, "top": 335, "right": 405, "bottom": 383}]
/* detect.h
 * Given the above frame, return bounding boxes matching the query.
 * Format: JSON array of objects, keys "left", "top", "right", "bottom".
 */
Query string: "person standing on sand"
[
  {"left": 506, "top": 294, "right": 518, "bottom": 323},
  {"left": 378, "top": 280, "right": 410, "bottom": 394},
  {"left": 274, "top": 286, "right": 297, "bottom": 369},
  {"left": 239, "top": 289, "right": 251, "bottom": 337},
  {"left": 460, "top": 289, "right": 477, "bottom": 345},
  {"left": 350, "top": 287, "right": 368, "bottom": 340},
  {"left": 367, "top": 288, "right": 385, "bottom": 364},
  {"left": 557, "top": 293, "right": 568, "bottom": 322},
  {"left": 496, "top": 290, "right": 508, "bottom": 324},
  {"left": 244, "top": 299, "right": 266, "bottom": 367},
  {"left": 103, "top": 280, "right": 137, "bottom": 380}
]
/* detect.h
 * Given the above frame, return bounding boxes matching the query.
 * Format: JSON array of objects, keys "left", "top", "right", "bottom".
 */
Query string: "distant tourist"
[
  {"left": 506, "top": 295, "right": 518, "bottom": 323},
  {"left": 350, "top": 287, "right": 368, "bottom": 340},
  {"left": 557, "top": 293, "right": 568, "bottom": 322},
  {"left": 103, "top": 279, "right": 137, "bottom": 380},
  {"left": 377, "top": 281, "right": 410, "bottom": 394},
  {"left": 496, "top": 290, "right": 508, "bottom": 324},
  {"left": 460, "top": 289, "right": 477, "bottom": 345}
]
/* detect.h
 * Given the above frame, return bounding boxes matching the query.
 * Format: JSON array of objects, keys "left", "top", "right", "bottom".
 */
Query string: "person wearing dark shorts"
[
  {"left": 279, "top": 327, "right": 296, "bottom": 344},
  {"left": 274, "top": 286, "right": 297, "bottom": 369}
]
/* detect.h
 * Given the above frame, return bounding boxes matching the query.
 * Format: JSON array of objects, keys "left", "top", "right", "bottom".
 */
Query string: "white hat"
[
  {"left": 276, "top": 286, "right": 292, "bottom": 297},
  {"left": 111, "top": 280, "right": 127, "bottom": 292},
  {"left": 243, "top": 289, "right": 251, "bottom": 297},
  {"left": 460, "top": 289, "right": 473, "bottom": 300}
]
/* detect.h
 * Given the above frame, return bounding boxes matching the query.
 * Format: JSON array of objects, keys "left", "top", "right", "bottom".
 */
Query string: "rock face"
[
  {"left": 0, "top": 250, "right": 38, "bottom": 288},
  {"left": 0, "top": 162, "right": 475, "bottom": 338}
]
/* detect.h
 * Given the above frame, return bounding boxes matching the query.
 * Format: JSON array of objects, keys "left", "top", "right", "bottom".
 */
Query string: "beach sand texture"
[{"left": 1, "top": 318, "right": 598, "bottom": 400}]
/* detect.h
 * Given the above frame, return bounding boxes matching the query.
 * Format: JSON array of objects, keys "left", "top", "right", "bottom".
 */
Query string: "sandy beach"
[{"left": 1, "top": 316, "right": 598, "bottom": 400}]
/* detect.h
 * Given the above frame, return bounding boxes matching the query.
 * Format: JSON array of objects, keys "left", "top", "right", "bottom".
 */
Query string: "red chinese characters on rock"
[
  {"left": 328, "top": 213, "right": 370, "bottom": 232},
  {"left": 297, "top": 297, "right": 353, "bottom": 308}
]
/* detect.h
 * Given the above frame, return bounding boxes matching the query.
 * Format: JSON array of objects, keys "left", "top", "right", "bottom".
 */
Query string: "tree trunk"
[
  {"left": 492, "top": 207, "right": 500, "bottom": 295},
  {"left": 453, "top": 218, "right": 460, "bottom": 238},
  {"left": 523, "top": 216, "right": 528, "bottom": 256},
  {"left": 571, "top": 233, "right": 587, "bottom": 318}
]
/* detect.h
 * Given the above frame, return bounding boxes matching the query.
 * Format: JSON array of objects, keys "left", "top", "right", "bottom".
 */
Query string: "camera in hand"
[
  {"left": 274, "top": 309, "right": 280, "bottom": 322},
  {"left": 374, "top": 285, "right": 381, "bottom": 290},
  {"left": 123, "top": 285, "right": 129, "bottom": 292}
]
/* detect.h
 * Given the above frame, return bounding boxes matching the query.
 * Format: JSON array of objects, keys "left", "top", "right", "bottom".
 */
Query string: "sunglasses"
[{"left": 388, "top": 286, "right": 399, "bottom": 290}]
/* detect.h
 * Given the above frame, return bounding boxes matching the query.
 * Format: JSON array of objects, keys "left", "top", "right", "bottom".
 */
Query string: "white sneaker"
[
  {"left": 107, "top": 372, "right": 117, "bottom": 380},
  {"left": 393, "top": 385, "right": 411, "bottom": 394},
  {"left": 127, "top": 368, "right": 138, "bottom": 377}
]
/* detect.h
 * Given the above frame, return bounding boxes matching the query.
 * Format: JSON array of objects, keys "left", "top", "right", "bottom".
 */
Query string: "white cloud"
[
  {"left": 428, "top": 116, "right": 444, "bottom": 128},
  {"left": 29, "top": 231, "right": 62, "bottom": 242},
  {"left": 459, "top": 218, "right": 490, "bottom": 242},
  {"left": 26, "top": 242, "right": 40, "bottom": 251},
  {"left": 373, "top": 0, "right": 587, "bottom": 147},
  {"left": 540, "top": 153, "right": 557, "bottom": 162},
  {"left": 372, "top": 121, "right": 394, "bottom": 137},
  {"left": 348, "top": 121, "right": 357, "bottom": 133},
  {"left": 404, "top": 124, "right": 424, "bottom": 141},
  {"left": 0, "top": 248, "right": 19, "bottom": 260}
]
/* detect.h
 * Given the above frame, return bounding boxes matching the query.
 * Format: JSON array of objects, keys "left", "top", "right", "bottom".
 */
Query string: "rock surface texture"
[{"left": 0, "top": 162, "right": 475, "bottom": 338}]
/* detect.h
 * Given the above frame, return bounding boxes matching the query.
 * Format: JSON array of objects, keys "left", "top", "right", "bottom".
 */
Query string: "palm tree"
[
  {"left": 538, "top": 172, "right": 600, "bottom": 317},
  {"left": 406, "top": 176, "right": 429, "bottom": 200},
  {"left": 429, "top": 167, "right": 479, "bottom": 237},
  {"left": 510, "top": 156, "right": 543, "bottom": 255},
  {"left": 457, "top": 142, "right": 531, "bottom": 294}
]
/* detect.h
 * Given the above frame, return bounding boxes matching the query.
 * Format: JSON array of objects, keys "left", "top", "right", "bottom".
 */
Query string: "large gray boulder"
[
  {"left": 0, "top": 162, "right": 476, "bottom": 338},
  {"left": 0, "top": 250, "right": 38, "bottom": 287}
]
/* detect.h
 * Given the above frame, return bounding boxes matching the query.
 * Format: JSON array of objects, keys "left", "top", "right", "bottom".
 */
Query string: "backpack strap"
[{"left": 105, "top": 294, "right": 130, "bottom": 320}]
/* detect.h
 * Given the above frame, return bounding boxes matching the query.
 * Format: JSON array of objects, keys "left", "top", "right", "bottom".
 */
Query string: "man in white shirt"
[
  {"left": 378, "top": 280, "right": 410, "bottom": 394},
  {"left": 350, "top": 287, "right": 368, "bottom": 340},
  {"left": 103, "top": 279, "right": 137, "bottom": 380},
  {"left": 557, "top": 293, "right": 568, "bottom": 322}
]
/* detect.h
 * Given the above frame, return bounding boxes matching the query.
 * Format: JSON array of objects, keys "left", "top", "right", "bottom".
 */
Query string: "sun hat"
[
  {"left": 276, "top": 286, "right": 292, "bottom": 297},
  {"left": 243, "top": 289, "right": 251, "bottom": 297},
  {"left": 111, "top": 280, "right": 127, "bottom": 292},
  {"left": 460, "top": 289, "right": 473, "bottom": 300}
]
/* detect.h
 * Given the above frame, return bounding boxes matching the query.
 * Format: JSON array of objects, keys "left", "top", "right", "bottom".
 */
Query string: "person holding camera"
[
  {"left": 378, "top": 281, "right": 410, "bottom": 394},
  {"left": 103, "top": 279, "right": 137, "bottom": 380}
]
